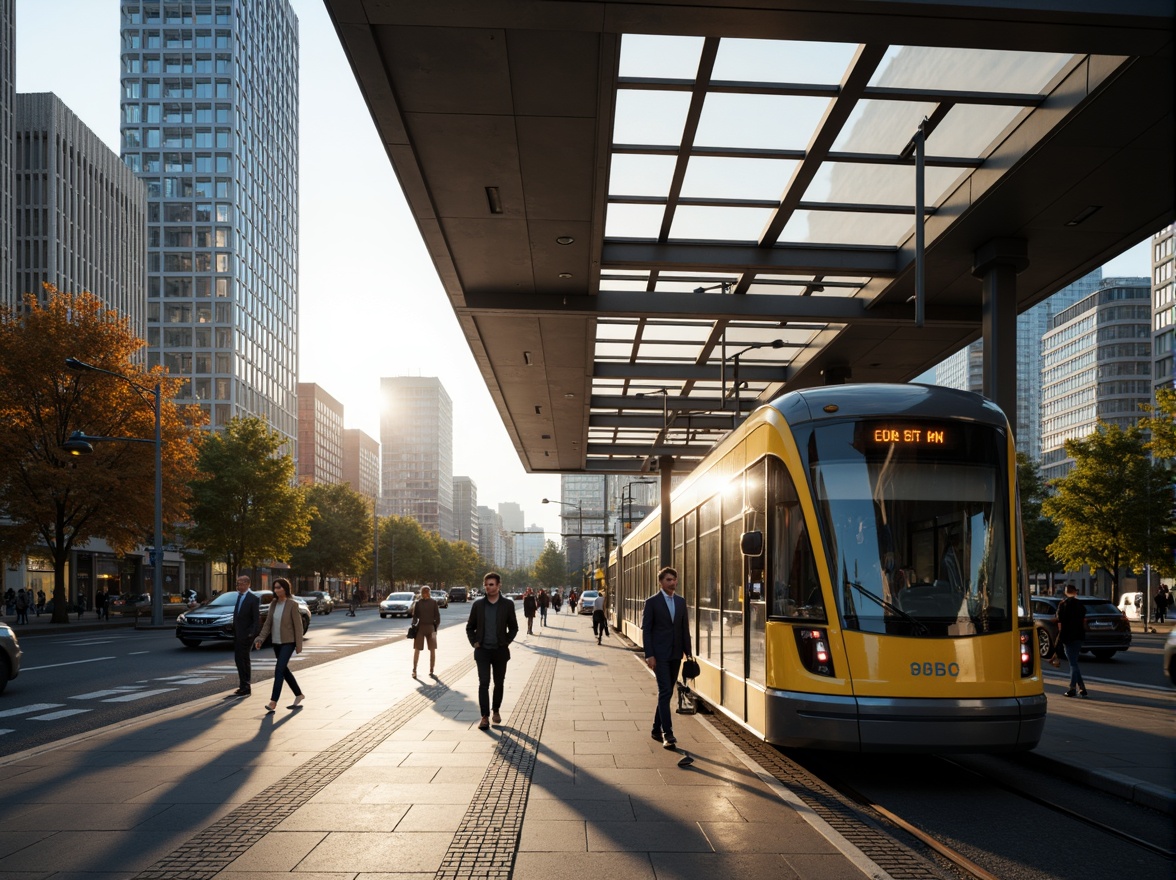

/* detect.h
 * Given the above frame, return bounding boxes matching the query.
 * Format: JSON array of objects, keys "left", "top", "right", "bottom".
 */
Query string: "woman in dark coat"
[
  {"left": 412, "top": 586, "right": 442, "bottom": 678},
  {"left": 522, "top": 588, "right": 537, "bottom": 635}
]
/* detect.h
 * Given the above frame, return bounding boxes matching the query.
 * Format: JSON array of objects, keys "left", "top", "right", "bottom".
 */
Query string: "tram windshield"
[{"left": 806, "top": 418, "right": 1012, "bottom": 637}]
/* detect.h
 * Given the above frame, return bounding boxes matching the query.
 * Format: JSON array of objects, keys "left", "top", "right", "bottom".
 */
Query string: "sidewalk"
[
  {"left": 0, "top": 610, "right": 887, "bottom": 879},
  {"left": 0, "top": 607, "right": 1169, "bottom": 878}
]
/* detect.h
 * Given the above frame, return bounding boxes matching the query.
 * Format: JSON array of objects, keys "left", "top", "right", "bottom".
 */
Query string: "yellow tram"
[{"left": 610, "top": 384, "right": 1045, "bottom": 753}]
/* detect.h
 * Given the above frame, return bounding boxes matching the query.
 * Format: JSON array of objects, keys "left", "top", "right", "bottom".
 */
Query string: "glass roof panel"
[
  {"left": 613, "top": 89, "right": 692, "bottom": 146},
  {"left": 869, "top": 46, "right": 1074, "bottom": 95},
  {"left": 635, "top": 342, "right": 705, "bottom": 359},
  {"left": 599, "top": 275, "right": 649, "bottom": 291},
  {"left": 596, "top": 321, "right": 638, "bottom": 341},
  {"left": 679, "top": 156, "right": 797, "bottom": 200},
  {"left": 805, "top": 162, "right": 963, "bottom": 208},
  {"left": 651, "top": 275, "right": 738, "bottom": 292},
  {"left": 669, "top": 205, "right": 774, "bottom": 241},
  {"left": 832, "top": 99, "right": 937, "bottom": 154},
  {"left": 619, "top": 34, "right": 706, "bottom": 79},
  {"left": 594, "top": 341, "right": 636, "bottom": 358},
  {"left": 695, "top": 93, "right": 831, "bottom": 151},
  {"left": 712, "top": 38, "right": 859, "bottom": 85},
  {"left": 610, "top": 154, "right": 678, "bottom": 198},
  {"left": 638, "top": 322, "right": 714, "bottom": 343},
  {"left": 780, "top": 209, "right": 914, "bottom": 246},
  {"left": 605, "top": 203, "right": 665, "bottom": 238},
  {"left": 929, "top": 103, "right": 1025, "bottom": 160}
]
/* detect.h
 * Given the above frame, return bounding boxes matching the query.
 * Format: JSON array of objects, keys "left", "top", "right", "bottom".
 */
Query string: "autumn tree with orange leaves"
[{"left": 0, "top": 288, "right": 205, "bottom": 623}]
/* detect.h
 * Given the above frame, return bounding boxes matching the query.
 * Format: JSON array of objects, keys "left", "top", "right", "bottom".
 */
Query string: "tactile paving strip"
[
  {"left": 132, "top": 655, "right": 477, "bottom": 880},
  {"left": 434, "top": 642, "right": 559, "bottom": 880}
]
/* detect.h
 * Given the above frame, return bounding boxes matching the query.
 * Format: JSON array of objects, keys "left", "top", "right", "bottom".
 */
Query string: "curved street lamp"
[
  {"left": 64, "top": 358, "right": 165, "bottom": 627},
  {"left": 728, "top": 339, "right": 785, "bottom": 428},
  {"left": 542, "top": 497, "right": 584, "bottom": 587}
]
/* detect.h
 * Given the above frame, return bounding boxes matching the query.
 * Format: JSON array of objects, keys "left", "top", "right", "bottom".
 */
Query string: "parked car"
[
  {"left": 448, "top": 586, "right": 468, "bottom": 603},
  {"left": 579, "top": 590, "right": 600, "bottom": 614},
  {"left": 1118, "top": 591, "right": 1143, "bottom": 620},
  {"left": 0, "top": 621, "right": 21, "bottom": 694},
  {"left": 380, "top": 592, "right": 415, "bottom": 618},
  {"left": 1031, "top": 595, "right": 1132, "bottom": 660},
  {"left": 431, "top": 590, "right": 449, "bottom": 609},
  {"left": 1165, "top": 629, "right": 1176, "bottom": 686},
  {"left": 303, "top": 590, "right": 334, "bottom": 615},
  {"left": 175, "top": 590, "right": 311, "bottom": 648},
  {"left": 109, "top": 593, "right": 190, "bottom": 616}
]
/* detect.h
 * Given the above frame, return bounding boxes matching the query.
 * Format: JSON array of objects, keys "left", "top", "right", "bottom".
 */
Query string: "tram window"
[
  {"left": 697, "top": 496, "right": 722, "bottom": 663},
  {"left": 769, "top": 459, "right": 825, "bottom": 621}
]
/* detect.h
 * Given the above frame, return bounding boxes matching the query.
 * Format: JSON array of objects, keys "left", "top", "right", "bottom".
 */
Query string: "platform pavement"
[{"left": 0, "top": 607, "right": 1169, "bottom": 879}]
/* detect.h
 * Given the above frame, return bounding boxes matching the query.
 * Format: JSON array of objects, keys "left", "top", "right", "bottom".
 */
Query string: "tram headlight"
[
  {"left": 1019, "top": 630, "right": 1034, "bottom": 677},
  {"left": 794, "top": 627, "right": 835, "bottom": 677}
]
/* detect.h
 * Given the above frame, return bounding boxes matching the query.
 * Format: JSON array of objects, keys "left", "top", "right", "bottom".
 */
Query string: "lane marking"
[
  {"left": 31, "top": 709, "right": 91, "bottom": 721},
  {"left": 0, "top": 703, "right": 64, "bottom": 718},
  {"left": 71, "top": 687, "right": 148, "bottom": 700},
  {"left": 0, "top": 729, "right": 13, "bottom": 736},
  {"left": 128, "top": 651, "right": 150, "bottom": 655},
  {"left": 101, "top": 689, "right": 177, "bottom": 703},
  {"left": 21, "top": 656, "right": 117, "bottom": 672}
]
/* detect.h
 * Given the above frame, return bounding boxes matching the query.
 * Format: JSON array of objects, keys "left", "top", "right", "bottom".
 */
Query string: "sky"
[{"left": 14, "top": 1, "right": 1154, "bottom": 542}]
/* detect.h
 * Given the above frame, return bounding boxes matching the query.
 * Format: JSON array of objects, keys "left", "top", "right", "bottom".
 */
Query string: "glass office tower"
[
  {"left": 119, "top": 1, "right": 298, "bottom": 444},
  {"left": 1, "top": 0, "right": 14, "bottom": 305}
]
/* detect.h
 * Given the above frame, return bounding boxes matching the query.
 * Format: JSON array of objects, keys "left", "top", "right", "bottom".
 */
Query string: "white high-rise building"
[
  {"left": 120, "top": 0, "right": 299, "bottom": 442},
  {"left": 381, "top": 376, "right": 453, "bottom": 538},
  {"left": 1151, "top": 224, "right": 1176, "bottom": 395}
]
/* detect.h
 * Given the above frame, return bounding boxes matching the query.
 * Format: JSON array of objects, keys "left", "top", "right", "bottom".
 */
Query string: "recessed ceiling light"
[
  {"left": 555, "top": 236, "right": 575, "bottom": 245},
  {"left": 558, "top": 272, "right": 572, "bottom": 278},
  {"left": 564, "top": 392, "right": 575, "bottom": 399}
]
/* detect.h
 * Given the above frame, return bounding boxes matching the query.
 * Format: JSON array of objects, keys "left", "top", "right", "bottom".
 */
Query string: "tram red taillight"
[
  {"left": 794, "top": 627, "right": 835, "bottom": 677},
  {"left": 1019, "top": 630, "right": 1034, "bottom": 677}
]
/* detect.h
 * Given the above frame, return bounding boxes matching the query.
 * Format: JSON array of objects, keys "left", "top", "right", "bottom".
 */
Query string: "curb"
[{"left": 1018, "top": 751, "right": 1176, "bottom": 815}]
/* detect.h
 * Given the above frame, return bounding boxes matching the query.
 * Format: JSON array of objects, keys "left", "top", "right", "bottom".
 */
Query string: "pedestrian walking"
[
  {"left": 411, "top": 585, "right": 442, "bottom": 678},
  {"left": 1056, "top": 583, "right": 1088, "bottom": 698},
  {"left": 1155, "top": 585, "right": 1170, "bottom": 623},
  {"left": 231, "top": 575, "right": 261, "bottom": 697},
  {"left": 523, "top": 588, "right": 537, "bottom": 635},
  {"left": 348, "top": 586, "right": 359, "bottom": 616},
  {"left": 466, "top": 572, "right": 518, "bottom": 730},
  {"left": 568, "top": 590, "right": 578, "bottom": 614},
  {"left": 642, "top": 567, "right": 692, "bottom": 749},
  {"left": 14, "top": 589, "right": 28, "bottom": 624},
  {"left": 95, "top": 589, "right": 108, "bottom": 620},
  {"left": 592, "top": 590, "right": 609, "bottom": 643},
  {"left": 537, "top": 588, "right": 550, "bottom": 627},
  {"left": 552, "top": 591, "right": 562, "bottom": 614},
  {"left": 253, "top": 578, "right": 304, "bottom": 712},
  {"left": 36, "top": 589, "right": 45, "bottom": 616}
]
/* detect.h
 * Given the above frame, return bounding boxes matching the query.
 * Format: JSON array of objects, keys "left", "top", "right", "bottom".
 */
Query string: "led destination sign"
[{"left": 869, "top": 425, "right": 947, "bottom": 445}]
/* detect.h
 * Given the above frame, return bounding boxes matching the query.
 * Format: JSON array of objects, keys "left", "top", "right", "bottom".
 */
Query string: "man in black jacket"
[
  {"left": 232, "top": 575, "right": 261, "bottom": 696},
  {"left": 466, "top": 572, "right": 519, "bottom": 730}
]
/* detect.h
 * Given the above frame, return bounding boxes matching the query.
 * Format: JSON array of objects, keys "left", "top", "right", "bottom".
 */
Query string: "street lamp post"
[
  {"left": 63, "top": 357, "right": 165, "bottom": 627},
  {"left": 619, "top": 479, "right": 655, "bottom": 629},
  {"left": 728, "top": 339, "right": 785, "bottom": 428},
  {"left": 542, "top": 497, "right": 583, "bottom": 587}
]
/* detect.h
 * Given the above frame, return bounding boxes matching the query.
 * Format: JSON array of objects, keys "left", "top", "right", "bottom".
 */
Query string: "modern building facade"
[
  {"left": 453, "top": 476, "right": 478, "bottom": 547},
  {"left": 477, "top": 504, "right": 506, "bottom": 569},
  {"left": 119, "top": 0, "right": 299, "bottom": 442},
  {"left": 12, "top": 93, "right": 149, "bottom": 331},
  {"left": 1152, "top": 224, "right": 1176, "bottom": 395},
  {"left": 514, "top": 526, "right": 545, "bottom": 570},
  {"left": 380, "top": 376, "right": 453, "bottom": 538},
  {"left": 1041, "top": 277, "right": 1152, "bottom": 481},
  {"left": 1, "top": 0, "right": 13, "bottom": 305},
  {"left": 935, "top": 270, "right": 1102, "bottom": 462},
  {"left": 296, "top": 382, "right": 344, "bottom": 485},
  {"left": 342, "top": 427, "right": 380, "bottom": 506}
]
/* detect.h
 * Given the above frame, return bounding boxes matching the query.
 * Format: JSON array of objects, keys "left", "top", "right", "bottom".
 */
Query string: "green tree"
[
  {"left": 1042, "top": 422, "right": 1176, "bottom": 597},
  {"left": 186, "top": 417, "right": 311, "bottom": 582},
  {"left": 532, "top": 541, "right": 568, "bottom": 588},
  {"left": 1139, "top": 387, "right": 1176, "bottom": 460},
  {"left": 377, "top": 516, "right": 435, "bottom": 588},
  {"left": 288, "top": 483, "right": 372, "bottom": 592},
  {"left": 0, "top": 289, "right": 203, "bottom": 623},
  {"left": 1017, "top": 453, "right": 1060, "bottom": 580}
]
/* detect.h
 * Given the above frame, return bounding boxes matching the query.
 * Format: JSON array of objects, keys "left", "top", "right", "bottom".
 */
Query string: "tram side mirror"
[{"left": 740, "top": 530, "right": 764, "bottom": 557}]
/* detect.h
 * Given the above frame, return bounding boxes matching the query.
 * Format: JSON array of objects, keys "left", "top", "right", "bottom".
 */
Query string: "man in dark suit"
[
  {"left": 466, "top": 572, "right": 519, "bottom": 730},
  {"left": 232, "top": 575, "right": 261, "bottom": 696},
  {"left": 642, "top": 566, "right": 691, "bottom": 749}
]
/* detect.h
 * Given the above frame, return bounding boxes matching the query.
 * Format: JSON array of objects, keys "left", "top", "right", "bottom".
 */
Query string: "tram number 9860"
[{"left": 911, "top": 662, "right": 960, "bottom": 677}]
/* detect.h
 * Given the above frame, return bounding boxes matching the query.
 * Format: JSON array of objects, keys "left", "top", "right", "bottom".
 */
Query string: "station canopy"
[{"left": 325, "top": 0, "right": 1173, "bottom": 475}]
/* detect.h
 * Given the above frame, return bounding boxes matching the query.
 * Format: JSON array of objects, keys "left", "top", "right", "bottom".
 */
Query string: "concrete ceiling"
[{"left": 324, "top": 0, "right": 1174, "bottom": 475}]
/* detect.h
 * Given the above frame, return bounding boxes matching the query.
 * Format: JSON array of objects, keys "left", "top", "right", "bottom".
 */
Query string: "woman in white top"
[{"left": 254, "top": 577, "right": 304, "bottom": 712}]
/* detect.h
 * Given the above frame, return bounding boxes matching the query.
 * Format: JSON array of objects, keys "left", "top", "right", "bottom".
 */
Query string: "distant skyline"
[{"left": 13, "top": 1, "right": 1155, "bottom": 544}]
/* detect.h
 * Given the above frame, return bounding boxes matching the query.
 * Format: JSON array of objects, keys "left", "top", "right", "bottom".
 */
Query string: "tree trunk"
[{"left": 50, "top": 543, "right": 70, "bottom": 623}]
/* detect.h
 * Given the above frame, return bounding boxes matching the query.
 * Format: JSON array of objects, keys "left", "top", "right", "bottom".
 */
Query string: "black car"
[
  {"left": 176, "top": 590, "right": 311, "bottom": 648},
  {"left": 1031, "top": 595, "right": 1132, "bottom": 660},
  {"left": 447, "top": 587, "right": 468, "bottom": 603},
  {"left": 303, "top": 590, "right": 334, "bottom": 615}
]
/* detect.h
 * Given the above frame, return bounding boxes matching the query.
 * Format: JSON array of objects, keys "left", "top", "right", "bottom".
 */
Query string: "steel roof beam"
[{"left": 600, "top": 240, "right": 897, "bottom": 275}]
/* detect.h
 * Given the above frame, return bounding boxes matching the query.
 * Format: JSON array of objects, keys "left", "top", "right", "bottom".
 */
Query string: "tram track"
[{"left": 704, "top": 706, "right": 1174, "bottom": 880}]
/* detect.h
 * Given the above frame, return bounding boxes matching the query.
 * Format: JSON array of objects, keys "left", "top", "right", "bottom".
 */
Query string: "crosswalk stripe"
[
  {"left": 71, "top": 688, "right": 148, "bottom": 700},
  {"left": 30, "top": 709, "right": 91, "bottom": 721},
  {"left": 0, "top": 703, "right": 63, "bottom": 718},
  {"left": 101, "top": 688, "right": 176, "bottom": 702},
  {"left": 0, "top": 729, "right": 14, "bottom": 736}
]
